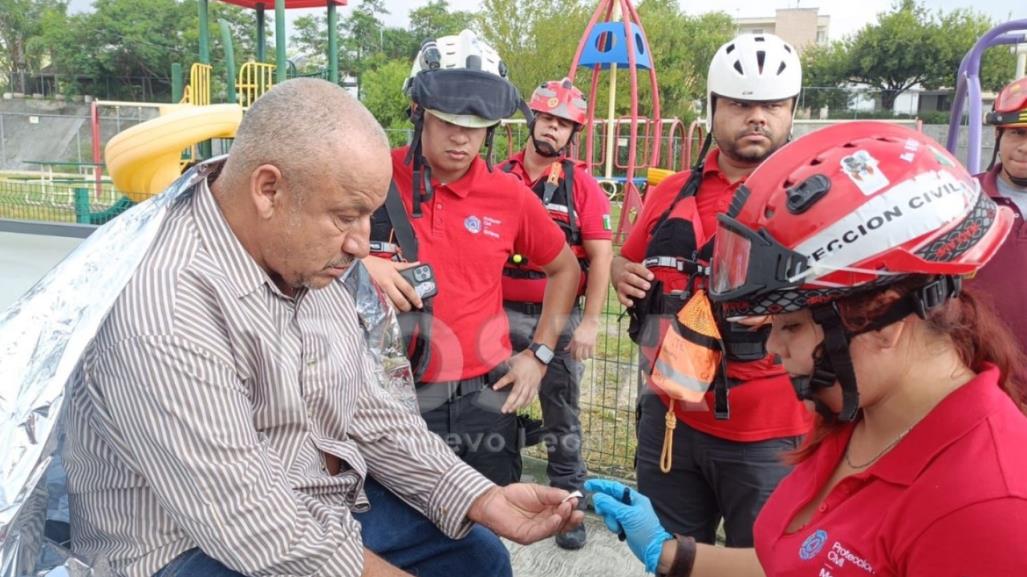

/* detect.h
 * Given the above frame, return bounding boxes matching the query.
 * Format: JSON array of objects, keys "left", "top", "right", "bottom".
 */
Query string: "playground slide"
[{"left": 105, "top": 104, "right": 243, "bottom": 203}]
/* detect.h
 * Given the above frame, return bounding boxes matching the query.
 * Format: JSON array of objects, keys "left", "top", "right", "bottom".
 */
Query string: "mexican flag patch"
[{"left": 602, "top": 214, "right": 612, "bottom": 231}]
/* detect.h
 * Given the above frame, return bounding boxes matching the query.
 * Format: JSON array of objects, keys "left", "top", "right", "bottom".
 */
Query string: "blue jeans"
[{"left": 154, "top": 478, "right": 511, "bottom": 577}]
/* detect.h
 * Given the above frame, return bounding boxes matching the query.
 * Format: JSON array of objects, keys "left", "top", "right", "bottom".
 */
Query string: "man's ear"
[{"left": 250, "top": 164, "right": 283, "bottom": 220}]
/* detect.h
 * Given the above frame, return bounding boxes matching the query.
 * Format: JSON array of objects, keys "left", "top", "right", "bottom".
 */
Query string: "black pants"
[
  {"left": 418, "top": 371, "right": 522, "bottom": 486},
  {"left": 635, "top": 393, "right": 800, "bottom": 547},
  {"left": 505, "top": 302, "right": 587, "bottom": 492}
]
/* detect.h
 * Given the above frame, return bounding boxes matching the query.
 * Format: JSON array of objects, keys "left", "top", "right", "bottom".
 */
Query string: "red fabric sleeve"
[
  {"left": 574, "top": 168, "right": 613, "bottom": 241},
  {"left": 901, "top": 497, "right": 1027, "bottom": 574}
]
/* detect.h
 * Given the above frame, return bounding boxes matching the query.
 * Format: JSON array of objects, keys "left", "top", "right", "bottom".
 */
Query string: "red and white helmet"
[
  {"left": 710, "top": 121, "right": 1014, "bottom": 317},
  {"left": 986, "top": 77, "right": 1027, "bottom": 128},
  {"left": 529, "top": 78, "right": 588, "bottom": 126}
]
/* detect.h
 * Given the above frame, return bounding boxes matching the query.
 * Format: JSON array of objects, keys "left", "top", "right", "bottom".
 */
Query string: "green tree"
[
  {"left": 799, "top": 42, "right": 852, "bottom": 113},
  {"left": 635, "top": 3, "right": 734, "bottom": 121},
  {"left": 478, "top": 0, "right": 589, "bottom": 99},
  {"left": 931, "top": 7, "right": 1016, "bottom": 93},
  {"left": 409, "top": 0, "right": 476, "bottom": 43},
  {"left": 342, "top": 0, "right": 387, "bottom": 76},
  {"left": 0, "top": 0, "right": 64, "bottom": 93},
  {"left": 41, "top": 0, "right": 195, "bottom": 99},
  {"left": 360, "top": 57, "right": 412, "bottom": 146},
  {"left": 839, "top": 0, "right": 1015, "bottom": 111},
  {"left": 37, "top": 0, "right": 261, "bottom": 101},
  {"left": 291, "top": 14, "right": 328, "bottom": 71}
]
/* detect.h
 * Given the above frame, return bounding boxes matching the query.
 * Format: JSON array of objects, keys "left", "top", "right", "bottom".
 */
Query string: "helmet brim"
[{"left": 427, "top": 109, "right": 499, "bottom": 129}]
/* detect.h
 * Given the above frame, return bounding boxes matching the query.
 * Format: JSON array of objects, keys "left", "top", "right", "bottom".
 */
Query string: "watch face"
[{"left": 532, "top": 343, "right": 554, "bottom": 365}]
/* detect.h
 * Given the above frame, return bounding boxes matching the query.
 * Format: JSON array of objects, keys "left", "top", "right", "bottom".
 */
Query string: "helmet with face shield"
[{"left": 708, "top": 121, "right": 1013, "bottom": 421}]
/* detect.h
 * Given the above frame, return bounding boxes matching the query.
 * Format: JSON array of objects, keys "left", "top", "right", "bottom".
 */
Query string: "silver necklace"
[{"left": 844, "top": 426, "right": 913, "bottom": 469}]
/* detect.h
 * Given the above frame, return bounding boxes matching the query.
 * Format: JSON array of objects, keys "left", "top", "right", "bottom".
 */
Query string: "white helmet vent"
[{"left": 706, "top": 32, "right": 803, "bottom": 126}]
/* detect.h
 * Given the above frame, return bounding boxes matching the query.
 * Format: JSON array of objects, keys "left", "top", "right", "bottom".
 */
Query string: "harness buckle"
[{"left": 913, "top": 276, "right": 961, "bottom": 318}]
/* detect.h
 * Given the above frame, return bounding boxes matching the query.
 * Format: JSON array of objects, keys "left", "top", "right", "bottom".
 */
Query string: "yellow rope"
[{"left": 659, "top": 400, "right": 676, "bottom": 473}]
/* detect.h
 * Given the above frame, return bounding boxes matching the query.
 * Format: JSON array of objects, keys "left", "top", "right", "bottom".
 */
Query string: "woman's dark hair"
[{"left": 790, "top": 275, "right": 1027, "bottom": 463}]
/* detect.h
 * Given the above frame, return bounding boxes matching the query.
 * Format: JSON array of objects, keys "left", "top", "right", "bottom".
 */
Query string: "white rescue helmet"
[
  {"left": 404, "top": 29, "right": 510, "bottom": 128},
  {"left": 706, "top": 33, "right": 802, "bottom": 128}
]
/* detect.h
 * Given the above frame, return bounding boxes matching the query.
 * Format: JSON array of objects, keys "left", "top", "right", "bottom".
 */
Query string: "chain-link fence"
[
  {"left": 0, "top": 105, "right": 162, "bottom": 171},
  {"left": 0, "top": 174, "right": 128, "bottom": 224}
]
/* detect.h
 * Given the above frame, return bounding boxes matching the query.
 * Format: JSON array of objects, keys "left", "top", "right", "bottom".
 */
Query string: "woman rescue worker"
[{"left": 586, "top": 121, "right": 1027, "bottom": 576}]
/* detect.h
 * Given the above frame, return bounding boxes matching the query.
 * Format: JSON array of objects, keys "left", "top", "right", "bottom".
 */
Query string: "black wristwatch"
[{"left": 528, "top": 342, "right": 555, "bottom": 366}]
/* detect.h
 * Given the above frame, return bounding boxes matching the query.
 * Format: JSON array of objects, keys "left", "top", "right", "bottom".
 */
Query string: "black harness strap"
[
  {"left": 384, "top": 180, "right": 419, "bottom": 261},
  {"left": 380, "top": 179, "right": 432, "bottom": 382},
  {"left": 562, "top": 159, "right": 577, "bottom": 241}
]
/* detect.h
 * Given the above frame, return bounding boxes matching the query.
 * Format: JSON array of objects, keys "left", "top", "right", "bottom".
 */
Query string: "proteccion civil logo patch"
[
  {"left": 799, "top": 529, "right": 828, "bottom": 560},
  {"left": 464, "top": 215, "right": 482, "bottom": 234}
]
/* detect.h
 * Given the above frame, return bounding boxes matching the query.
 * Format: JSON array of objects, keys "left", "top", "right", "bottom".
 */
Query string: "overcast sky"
[{"left": 67, "top": 0, "right": 1026, "bottom": 45}]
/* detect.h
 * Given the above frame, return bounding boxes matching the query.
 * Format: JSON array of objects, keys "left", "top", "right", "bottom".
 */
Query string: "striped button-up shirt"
[{"left": 63, "top": 165, "right": 494, "bottom": 577}]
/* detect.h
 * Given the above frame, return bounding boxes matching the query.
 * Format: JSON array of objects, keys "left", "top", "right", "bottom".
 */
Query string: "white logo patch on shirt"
[
  {"left": 482, "top": 216, "right": 503, "bottom": 239},
  {"left": 464, "top": 215, "right": 482, "bottom": 234}
]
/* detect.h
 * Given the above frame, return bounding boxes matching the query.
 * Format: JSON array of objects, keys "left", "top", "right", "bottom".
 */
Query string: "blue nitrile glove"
[{"left": 584, "top": 479, "right": 673, "bottom": 573}]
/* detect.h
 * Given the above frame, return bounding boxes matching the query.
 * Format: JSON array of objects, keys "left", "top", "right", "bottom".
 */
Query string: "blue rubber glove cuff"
[{"left": 585, "top": 479, "right": 674, "bottom": 573}]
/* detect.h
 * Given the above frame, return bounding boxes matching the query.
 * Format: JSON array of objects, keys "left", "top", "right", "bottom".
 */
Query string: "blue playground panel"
[{"left": 577, "top": 22, "right": 652, "bottom": 70}]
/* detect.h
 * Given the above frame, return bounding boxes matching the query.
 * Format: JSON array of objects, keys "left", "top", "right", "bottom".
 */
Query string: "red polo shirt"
[
  {"left": 620, "top": 149, "right": 812, "bottom": 442},
  {"left": 500, "top": 151, "right": 613, "bottom": 303},
  {"left": 754, "top": 365, "right": 1027, "bottom": 576},
  {"left": 969, "top": 165, "right": 1027, "bottom": 356},
  {"left": 388, "top": 147, "right": 566, "bottom": 382}
]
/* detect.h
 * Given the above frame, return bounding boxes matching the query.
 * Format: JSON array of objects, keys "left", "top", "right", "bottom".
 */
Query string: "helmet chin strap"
[
  {"left": 792, "top": 276, "right": 962, "bottom": 423},
  {"left": 529, "top": 119, "right": 577, "bottom": 159},
  {"left": 404, "top": 108, "right": 433, "bottom": 218},
  {"left": 991, "top": 128, "right": 1027, "bottom": 186},
  {"left": 1003, "top": 166, "right": 1027, "bottom": 188}
]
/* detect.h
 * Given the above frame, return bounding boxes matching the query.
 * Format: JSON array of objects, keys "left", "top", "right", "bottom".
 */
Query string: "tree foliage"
[
  {"left": 360, "top": 58, "right": 412, "bottom": 144},
  {"left": 634, "top": 3, "right": 734, "bottom": 121},
  {"left": 834, "top": 0, "right": 1016, "bottom": 111},
  {"left": 477, "top": 0, "right": 589, "bottom": 100},
  {"left": 799, "top": 42, "right": 852, "bottom": 113},
  {"left": 1, "top": 0, "right": 65, "bottom": 93},
  {"left": 6, "top": 0, "right": 1017, "bottom": 127}
]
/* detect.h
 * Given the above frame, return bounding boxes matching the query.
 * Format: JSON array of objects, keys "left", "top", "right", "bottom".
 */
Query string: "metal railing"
[
  {"left": 238, "top": 62, "right": 276, "bottom": 109},
  {"left": 0, "top": 173, "right": 127, "bottom": 224},
  {"left": 183, "top": 63, "right": 213, "bottom": 106}
]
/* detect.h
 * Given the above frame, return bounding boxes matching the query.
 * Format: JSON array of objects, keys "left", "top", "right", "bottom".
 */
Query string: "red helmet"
[
  {"left": 710, "top": 121, "right": 1014, "bottom": 317},
  {"left": 986, "top": 77, "right": 1027, "bottom": 128},
  {"left": 529, "top": 78, "right": 588, "bottom": 126}
]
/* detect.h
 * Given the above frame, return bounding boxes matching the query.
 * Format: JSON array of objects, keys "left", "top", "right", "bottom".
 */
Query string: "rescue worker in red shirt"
[
  {"left": 970, "top": 77, "right": 1027, "bottom": 355},
  {"left": 363, "top": 30, "right": 581, "bottom": 486},
  {"left": 587, "top": 121, "right": 1027, "bottom": 577},
  {"left": 611, "top": 33, "right": 812, "bottom": 546},
  {"left": 499, "top": 78, "right": 614, "bottom": 550}
]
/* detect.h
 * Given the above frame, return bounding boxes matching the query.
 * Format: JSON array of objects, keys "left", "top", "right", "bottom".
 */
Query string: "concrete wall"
[{"left": 0, "top": 97, "right": 159, "bottom": 170}]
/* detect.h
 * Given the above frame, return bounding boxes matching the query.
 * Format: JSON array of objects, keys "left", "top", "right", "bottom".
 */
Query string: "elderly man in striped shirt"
[{"left": 62, "top": 78, "right": 583, "bottom": 577}]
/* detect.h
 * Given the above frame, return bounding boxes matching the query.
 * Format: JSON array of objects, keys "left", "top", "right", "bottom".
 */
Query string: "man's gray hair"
[{"left": 222, "top": 78, "right": 389, "bottom": 195}]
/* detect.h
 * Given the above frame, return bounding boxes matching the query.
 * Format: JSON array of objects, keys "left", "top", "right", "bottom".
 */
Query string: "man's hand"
[
  {"left": 492, "top": 350, "right": 545, "bottom": 414},
  {"left": 612, "top": 256, "right": 653, "bottom": 307},
  {"left": 467, "top": 484, "right": 585, "bottom": 545},
  {"left": 567, "top": 316, "right": 600, "bottom": 361},
  {"left": 362, "top": 257, "right": 423, "bottom": 312}
]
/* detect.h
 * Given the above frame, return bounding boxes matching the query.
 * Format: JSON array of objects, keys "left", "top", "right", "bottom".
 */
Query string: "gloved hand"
[{"left": 584, "top": 479, "right": 673, "bottom": 573}]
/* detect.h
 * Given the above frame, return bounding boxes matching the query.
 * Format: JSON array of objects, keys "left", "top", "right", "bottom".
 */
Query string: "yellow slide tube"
[{"left": 106, "top": 104, "right": 243, "bottom": 202}]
